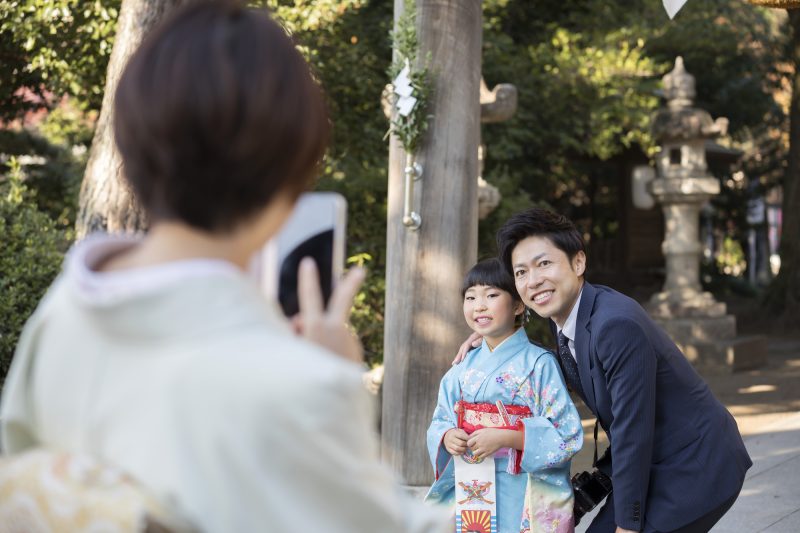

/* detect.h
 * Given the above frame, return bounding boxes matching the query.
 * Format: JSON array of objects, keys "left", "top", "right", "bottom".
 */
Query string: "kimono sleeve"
[
  {"left": 426, "top": 368, "right": 460, "bottom": 479},
  {"left": 519, "top": 353, "right": 583, "bottom": 473}
]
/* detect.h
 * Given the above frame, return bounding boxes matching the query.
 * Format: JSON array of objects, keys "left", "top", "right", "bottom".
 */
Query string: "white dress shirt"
[{"left": 557, "top": 287, "right": 583, "bottom": 362}]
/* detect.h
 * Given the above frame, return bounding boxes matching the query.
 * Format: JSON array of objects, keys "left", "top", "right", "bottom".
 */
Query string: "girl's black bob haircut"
[{"left": 461, "top": 258, "right": 521, "bottom": 301}]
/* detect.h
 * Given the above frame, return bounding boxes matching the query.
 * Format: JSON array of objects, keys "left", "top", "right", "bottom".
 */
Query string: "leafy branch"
[{"left": 386, "top": 0, "right": 433, "bottom": 154}]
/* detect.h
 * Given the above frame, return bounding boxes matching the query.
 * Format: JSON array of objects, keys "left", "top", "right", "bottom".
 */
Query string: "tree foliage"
[
  {"left": 479, "top": 0, "right": 786, "bottom": 244},
  {"left": 764, "top": 9, "right": 800, "bottom": 326},
  {"left": 0, "top": 0, "right": 120, "bottom": 119},
  {"left": 238, "top": 0, "right": 394, "bottom": 363},
  {"left": 0, "top": 0, "right": 793, "bottom": 372}
]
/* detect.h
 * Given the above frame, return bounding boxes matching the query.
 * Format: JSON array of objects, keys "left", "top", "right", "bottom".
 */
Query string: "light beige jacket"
[{"left": 1, "top": 235, "right": 446, "bottom": 533}]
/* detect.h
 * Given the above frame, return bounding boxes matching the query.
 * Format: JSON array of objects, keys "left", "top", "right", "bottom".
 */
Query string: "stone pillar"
[{"left": 648, "top": 180, "right": 725, "bottom": 318}]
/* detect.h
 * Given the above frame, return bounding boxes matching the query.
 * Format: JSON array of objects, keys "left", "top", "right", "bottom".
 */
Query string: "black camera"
[{"left": 572, "top": 469, "right": 613, "bottom": 525}]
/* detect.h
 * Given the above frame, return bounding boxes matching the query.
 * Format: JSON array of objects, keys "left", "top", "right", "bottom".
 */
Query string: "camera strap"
[{"left": 592, "top": 419, "right": 599, "bottom": 468}]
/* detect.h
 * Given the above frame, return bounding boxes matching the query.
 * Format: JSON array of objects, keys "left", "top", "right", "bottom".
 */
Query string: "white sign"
[
  {"left": 632, "top": 165, "right": 656, "bottom": 210},
  {"left": 663, "top": 0, "right": 689, "bottom": 19},
  {"left": 393, "top": 64, "right": 417, "bottom": 117}
]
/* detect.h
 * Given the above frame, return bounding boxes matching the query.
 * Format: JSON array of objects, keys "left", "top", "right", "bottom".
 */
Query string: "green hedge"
[{"left": 0, "top": 163, "right": 68, "bottom": 387}]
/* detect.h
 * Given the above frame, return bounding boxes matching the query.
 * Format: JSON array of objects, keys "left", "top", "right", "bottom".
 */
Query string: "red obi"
[
  {"left": 456, "top": 400, "right": 532, "bottom": 433},
  {"left": 455, "top": 400, "right": 532, "bottom": 475}
]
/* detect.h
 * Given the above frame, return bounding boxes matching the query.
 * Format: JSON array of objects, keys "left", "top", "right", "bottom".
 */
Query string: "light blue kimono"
[{"left": 425, "top": 328, "right": 583, "bottom": 533}]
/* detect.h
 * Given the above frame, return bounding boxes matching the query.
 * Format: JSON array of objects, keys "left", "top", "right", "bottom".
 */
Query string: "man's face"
[{"left": 511, "top": 235, "right": 585, "bottom": 327}]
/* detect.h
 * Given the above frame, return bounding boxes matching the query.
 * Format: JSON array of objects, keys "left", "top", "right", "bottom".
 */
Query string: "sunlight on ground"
[{"left": 738, "top": 384, "right": 778, "bottom": 394}]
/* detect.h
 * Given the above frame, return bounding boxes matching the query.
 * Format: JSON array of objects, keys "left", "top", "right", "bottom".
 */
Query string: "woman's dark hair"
[
  {"left": 461, "top": 258, "right": 521, "bottom": 302},
  {"left": 114, "top": 0, "right": 329, "bottom": 232},
  {"left": 496, "top": 207, "right": 585, "bottom": 275}
]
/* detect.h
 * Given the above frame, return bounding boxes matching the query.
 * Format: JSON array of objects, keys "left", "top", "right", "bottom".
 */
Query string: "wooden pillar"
[{"left": 382, "top": 0, "right": 482, "bottom": 486}]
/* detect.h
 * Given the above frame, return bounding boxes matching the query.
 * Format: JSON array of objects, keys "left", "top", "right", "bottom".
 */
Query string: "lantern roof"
[{"left": 651, "top": 57, "right": 728, "bottom": 143}]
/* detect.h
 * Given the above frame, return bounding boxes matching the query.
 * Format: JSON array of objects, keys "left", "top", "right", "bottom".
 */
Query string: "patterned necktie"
[{"left": 557, "top": 331, "right": 585, "bottom": 400}]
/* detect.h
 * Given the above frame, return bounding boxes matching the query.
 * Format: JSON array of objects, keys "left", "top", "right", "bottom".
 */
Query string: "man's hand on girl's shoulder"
[{"left": 451, "top": 332, "right": 483, "bottom": 365}]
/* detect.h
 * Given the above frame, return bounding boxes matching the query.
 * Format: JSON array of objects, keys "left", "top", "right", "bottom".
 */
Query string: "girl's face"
[{"left": 463, "top": 284, "right": 524, "bottom": 348}]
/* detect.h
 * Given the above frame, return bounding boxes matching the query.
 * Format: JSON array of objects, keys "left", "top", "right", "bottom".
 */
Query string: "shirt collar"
[{"left": 558, "top": 287, "right": 583, "bottom": 342}]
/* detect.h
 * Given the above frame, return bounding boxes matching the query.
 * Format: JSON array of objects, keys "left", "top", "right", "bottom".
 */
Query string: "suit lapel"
[{"left": 575, "top": 282, "right": 598, "bottom": 413}]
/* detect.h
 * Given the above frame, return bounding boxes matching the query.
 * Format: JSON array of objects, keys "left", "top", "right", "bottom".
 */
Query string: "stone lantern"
[
  {"left": 648, "top": 57, "right": 728, "bottom": 317},
  {"left": 647, "top": 57, "right": 766, "bottom": 371}
]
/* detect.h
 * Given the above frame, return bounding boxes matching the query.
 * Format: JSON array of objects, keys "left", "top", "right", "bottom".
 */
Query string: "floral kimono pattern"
[{"left": 425, "top": 328, "right": 583, "bottom": 533}]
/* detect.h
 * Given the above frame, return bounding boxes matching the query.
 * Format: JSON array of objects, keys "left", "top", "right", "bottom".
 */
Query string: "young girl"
[{"left": 426, "top": 258, "right": 582, "bottom": 533}]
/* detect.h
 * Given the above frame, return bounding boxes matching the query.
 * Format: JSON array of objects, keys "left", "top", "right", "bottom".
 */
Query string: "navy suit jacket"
[{"left": 559, "top": 282, "right": 751, "bottom": 531}]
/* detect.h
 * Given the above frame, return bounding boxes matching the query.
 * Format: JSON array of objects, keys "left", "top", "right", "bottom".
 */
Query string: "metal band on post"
[{"left": 402, "top": 154, "right": 422, "bottom": 230}]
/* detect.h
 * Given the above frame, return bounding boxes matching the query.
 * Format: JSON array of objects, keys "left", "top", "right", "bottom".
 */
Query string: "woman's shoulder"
[
  {"left": 155, "top": 331, "right": 372, "bottom": 467},
  {"left": 176, "top": 325, "right": 365, "bottom": 402}
]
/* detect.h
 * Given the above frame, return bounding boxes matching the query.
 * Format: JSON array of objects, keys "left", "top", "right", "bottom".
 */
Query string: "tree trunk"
[
  {"left": 768, "top": 10, "right": 800, "bottom": 327},
  {"left": 382, "top": 0, "right": 482, "bottom": 486},
  {"left": 76, "top": 0, "right": 187, "bottom": 237}
]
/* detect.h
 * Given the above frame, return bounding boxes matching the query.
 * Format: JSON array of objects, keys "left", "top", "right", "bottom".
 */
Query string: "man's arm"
[
  {"left": 597, "top": 317, "right": 657, "bottom": 531},
  {"left": 451, "top": 332, "right": 482, "bottom": 365}
]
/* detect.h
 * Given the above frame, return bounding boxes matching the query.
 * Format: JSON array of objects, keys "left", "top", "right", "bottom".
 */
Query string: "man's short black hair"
[
  {"left": 496, "top": 207, "right": 585, "bottom": 274},
  {"left": 461, "top": 258, "right": 521, "bottom": 302},
  {"left": 114, "top": 0, "right": 329, "bottom": 233}
]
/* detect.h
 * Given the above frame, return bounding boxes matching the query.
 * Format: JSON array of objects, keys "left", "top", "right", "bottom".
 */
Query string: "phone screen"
[
  {"left": 277, "top": 228, "right": 334, "bottom": 316},
  {"left": 252, "top": 192, "right": 346, "bottom": 316}
]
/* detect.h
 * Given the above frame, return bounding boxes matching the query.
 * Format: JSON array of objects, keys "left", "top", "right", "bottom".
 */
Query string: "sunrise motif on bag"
[{"left": 459, "top": 509, "right": 492, "bottom": 533}]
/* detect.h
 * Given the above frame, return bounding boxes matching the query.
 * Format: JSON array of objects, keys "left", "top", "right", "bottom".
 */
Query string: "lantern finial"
[{"left": 663, "top": 56, "right": 695, "bottom": 109}]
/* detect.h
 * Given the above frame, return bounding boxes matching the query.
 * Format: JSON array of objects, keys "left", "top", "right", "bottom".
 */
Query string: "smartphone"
[{"left": 253, "top": 192, "right": 347, "bottom": 316}]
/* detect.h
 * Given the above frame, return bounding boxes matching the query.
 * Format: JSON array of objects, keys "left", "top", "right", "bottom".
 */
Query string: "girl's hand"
[
  {"left": 296, "top": 257, "right": 365, "bottom": 363},
  {"left": 467, "top": 428, "right": 521, "bottom": 459},
  {"left": 443, "top": 428, "right": 469, "bottom": 456},
  {"left": 451, "top": 332, "right": 482, "bottom": 365}
]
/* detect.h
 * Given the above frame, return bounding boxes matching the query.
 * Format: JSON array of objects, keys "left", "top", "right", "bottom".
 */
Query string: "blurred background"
[{"left": 1, "top": 0, "right": 797, "bottom": 377}]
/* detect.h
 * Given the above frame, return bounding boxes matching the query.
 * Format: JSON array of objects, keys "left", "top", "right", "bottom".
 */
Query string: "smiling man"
[{"left": 465, "top": 207, "right": 751, "bottom": 533}]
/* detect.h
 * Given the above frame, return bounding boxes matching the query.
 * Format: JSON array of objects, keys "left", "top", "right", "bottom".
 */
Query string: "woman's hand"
[
  {"left": 451, "top": 332, "right": 483, "bottom": 365},
  {"left": 467, "top": 428, "right": 522, "bottom": 459},
  {"left": 443, "top": 428, "right": 469, "bottom": 456},
  {"left": 295, "top": 257, "right": 365, "bottom": 363}
]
